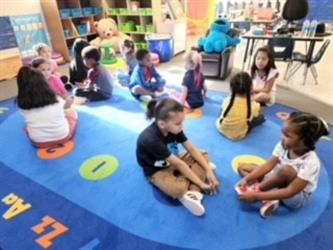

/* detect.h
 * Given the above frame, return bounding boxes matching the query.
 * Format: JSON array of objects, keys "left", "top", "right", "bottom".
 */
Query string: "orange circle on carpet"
[
  {"left": 37, "top": 140, "right": 74, "bottom": 160},
  {"left": 185, "top": 108, "right": 203, "bottom": 119}
]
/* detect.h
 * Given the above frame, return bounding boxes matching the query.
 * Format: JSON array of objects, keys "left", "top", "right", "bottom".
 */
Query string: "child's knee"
[{"left": 276, "top": 165, "right": 297, "bottom": 181}]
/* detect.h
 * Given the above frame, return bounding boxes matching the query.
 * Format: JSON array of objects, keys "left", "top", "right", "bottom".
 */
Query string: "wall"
[{"left": 0, "top": 0, "right": 42, "bottom": 16}]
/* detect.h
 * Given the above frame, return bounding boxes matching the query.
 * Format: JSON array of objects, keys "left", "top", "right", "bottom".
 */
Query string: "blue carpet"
[{"left": 0, "top": 87, "right": 332, "bottom": 250}]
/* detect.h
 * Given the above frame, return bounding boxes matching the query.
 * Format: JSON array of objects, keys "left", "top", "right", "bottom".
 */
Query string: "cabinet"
[
  {"left": 0, "top": 17, "right": 22, "bottom": 81},
  {"left": 41, "top": 0, "right": 103, "bottom": 61},
  {"left": 106, "top": 0, "right": 161, "bottom": 49}
]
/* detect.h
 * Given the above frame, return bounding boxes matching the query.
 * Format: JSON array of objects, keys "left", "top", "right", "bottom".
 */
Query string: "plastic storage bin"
[
  {"left": 71, "top": 8, "right": 82, "bottom": 17},
  {"left": 145, "top": 8, "right": 153, "bottom": 15},
  {"left": 145, "top": 24, "right": 154, "bottom": 32},
  {"left": 118, "top": 8, "right": 128, "bottom": 15},
  {"left": 64, "top": 29, "right": 71, "bottom": 38},
  {"left": 136, "top": 25, "right": 145, "bottom": 32},
  {"left": 94, "top": 7, "right": 103, "bottom": 15},
  {"left": 76, "top": 24, "right": 88, "bottom": 35},
  {"left": 60, "top": 9, "right": 71, "bottom": 19},
  {"left": 82, "top": 7, "right": 93, "bottom": 16},
  {"left": 108, "top": 8, "right": 118, "bottom": 15},
  {"left": 146, "top": 34, "right": 173, "bottom": 62}
]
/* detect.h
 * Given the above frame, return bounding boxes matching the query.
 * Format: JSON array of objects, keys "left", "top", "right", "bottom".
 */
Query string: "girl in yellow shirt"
[{"left": 216, "top": 72, "right": 265, "bottom": 140}]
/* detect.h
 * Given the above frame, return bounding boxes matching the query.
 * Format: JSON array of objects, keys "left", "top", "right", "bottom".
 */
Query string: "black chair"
[
  {"left": 286, "top": 39, "right": 330, "bottom": 84},
  {"left": 278, "top": 0, "right": 309, "bottom": 34},
  {"left": 268, "top": 37, "right": 295, "bottom": 79}
]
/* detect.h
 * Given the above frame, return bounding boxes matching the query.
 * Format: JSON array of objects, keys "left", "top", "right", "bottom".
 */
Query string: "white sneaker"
[
  {"left": 179, "top": 191, "right": 205, "bottom": 216},
  {"left": 260, "top": 200, "right": 279, "bottom": 218},
  {"left": 140, "top": 95, "right": 152, "bottom": 103},
  {"left": 209, "top": 162, "right": 217, "bottom": 170}
]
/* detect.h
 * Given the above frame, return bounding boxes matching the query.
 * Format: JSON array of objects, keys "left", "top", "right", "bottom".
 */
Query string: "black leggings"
[
  {"left": 248, "top": 114, "right": 266, "bottom": 132},
  {"left": 76, "top": 89, "right": 110, "bottom": 101}
]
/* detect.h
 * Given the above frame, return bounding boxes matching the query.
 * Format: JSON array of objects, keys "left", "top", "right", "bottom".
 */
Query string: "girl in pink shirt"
[{"left": 32, "top": 57, "right": 73, "bottom": 108}]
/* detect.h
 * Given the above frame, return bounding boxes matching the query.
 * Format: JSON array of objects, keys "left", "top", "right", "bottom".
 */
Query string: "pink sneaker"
[
  {"left": 235, "top": 182, "right": 261, "bottom": 195},
  {"left": 260, "top": 200, "right": 279, "bottom": 218}
]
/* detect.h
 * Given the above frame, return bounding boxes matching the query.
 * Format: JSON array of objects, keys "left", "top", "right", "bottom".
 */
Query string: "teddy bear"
[
  {"left": 90, "top": 18, "right": 131, "bottom": 52},
  {"left": 198, "top": 18, "right": 240, "bottom": 53}
]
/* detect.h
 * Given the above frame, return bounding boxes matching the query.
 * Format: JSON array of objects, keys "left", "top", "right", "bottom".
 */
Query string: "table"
[{"left": 241, "top": 32, "right": 324, "bottom": 84}]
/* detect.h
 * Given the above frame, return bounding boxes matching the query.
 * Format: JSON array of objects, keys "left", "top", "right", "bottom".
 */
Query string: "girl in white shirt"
[
  {"left": 17, "top": 66, "right": 77, "bottom": 148},
  {"left": 236, "top": 112, "right": 329, "bottom": 218},
  {"left": 250, "top": 46, "right": 279, "bottom": 106}
]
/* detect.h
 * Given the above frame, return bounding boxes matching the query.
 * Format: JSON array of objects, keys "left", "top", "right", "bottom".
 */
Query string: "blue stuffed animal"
[{"left": 198, "top": 18, "right": 240, "bottom": 53}]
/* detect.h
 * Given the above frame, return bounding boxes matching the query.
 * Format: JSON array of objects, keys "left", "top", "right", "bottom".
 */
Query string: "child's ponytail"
[
  {"left": 193, "top": 52, "right": 202, "bottom": 88},
  {"left": 146, "top": 99, "right": 158, "bottom": 120},
  {"left": 146, "top": 98, "right": 184, "bottom": 121}
]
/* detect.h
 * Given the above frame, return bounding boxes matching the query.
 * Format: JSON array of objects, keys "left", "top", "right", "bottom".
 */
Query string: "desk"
[{"left": 241, "top": 32, "right": 324, "bottom": 83}]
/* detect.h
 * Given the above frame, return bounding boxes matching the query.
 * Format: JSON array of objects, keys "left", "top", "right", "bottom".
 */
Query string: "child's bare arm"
[
  {"left": 182, "top": 140, "right": 219, "bottom": 194},
  {"left": 181, "top": 86, "right": 188, "bottom": 105},
  {"left": 242, "top": 156, "right": 280, "bottom": 184},
  {"left": 167, "top": 154, "right": 211, "bottom": 192}
]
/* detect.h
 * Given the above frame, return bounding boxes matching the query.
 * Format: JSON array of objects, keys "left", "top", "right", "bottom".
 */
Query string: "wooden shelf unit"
[
  {"left": 106, "top": 0, "right": 161, "bottom": 44},
  {"left": 41, "top": 0, "right": 103, "bottom": 61}
]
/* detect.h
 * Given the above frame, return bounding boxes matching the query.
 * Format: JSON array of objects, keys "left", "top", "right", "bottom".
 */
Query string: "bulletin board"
[
  {"left": 0, "top": 16, "right": 18, "bottom": 50},
  {"left": 10, "top": 14, "right": 50, "bottom": 57}
]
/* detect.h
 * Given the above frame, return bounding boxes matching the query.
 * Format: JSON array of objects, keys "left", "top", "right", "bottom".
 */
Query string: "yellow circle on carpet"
[
  {"left": 276, "top": 112, "right": 290, "bottom": 121},
  {"left": 231, "top": 155, "right": 266, "bottom": 175},
  {"left": 104, "top": 58, "right": 126, "bottom": 70},
  {"left": 37, "top": 140, "right": 74, "bottom": 160},
  {"left": 185, "top": 108, "right": 203, "bottom": 119}
]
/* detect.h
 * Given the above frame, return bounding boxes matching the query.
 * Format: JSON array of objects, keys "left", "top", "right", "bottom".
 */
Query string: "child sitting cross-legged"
[{"left": 129, "top": 49, "right": 166, "bottom": 102}]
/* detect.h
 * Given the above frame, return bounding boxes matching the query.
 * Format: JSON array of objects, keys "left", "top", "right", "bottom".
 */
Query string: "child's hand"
[
  {"left": 239, "top": 192, "right": 257, "bottom": 203},
  {"left": 206, "top": 170, "right": 219, "bottom": 195},
  {"left": 199, "top": 182, "right": 213, "bottom": 194},
  {"left": 64, "top": 96, "right": 73, "bottom": 109}
]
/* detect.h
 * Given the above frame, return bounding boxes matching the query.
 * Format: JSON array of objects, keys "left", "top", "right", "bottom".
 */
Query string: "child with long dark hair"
[
  {"left": 69, "top": 38, "right": 90, "bottom": 86},
  {"left": 32, "top": 57, "right": 72, "bottom": 108},
  {"left": 17, "top": 67, "right": 77, "bottom": 148},
  {"left": 216, "top": 72, "right": 265, "bottom": 140},
  {"left": 136, "top": 98, "right": 219, "bottom": 216},
  {"left": 250, "top": 46, "right": 279, "bottom": 106},
  {"left": 236, "top": 112, "right": 330, "bottom": 218}
]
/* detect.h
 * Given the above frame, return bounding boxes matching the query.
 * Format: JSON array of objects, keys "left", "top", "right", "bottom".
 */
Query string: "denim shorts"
[{"left": 282, "top": 191, "right": 312, "bottom": 208}]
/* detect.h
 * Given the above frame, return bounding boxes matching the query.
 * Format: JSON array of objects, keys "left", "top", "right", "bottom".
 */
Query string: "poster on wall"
[
  {"left": 10, "top": 14, "right": 50, "bottom": 58},
  {"left": 0, "top": 17, "right": 18, "bottom": 51}
]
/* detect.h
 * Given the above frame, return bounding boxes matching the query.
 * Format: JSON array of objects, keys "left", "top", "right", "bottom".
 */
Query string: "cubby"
[
  {"left": 106, "top": 0, "right": 161, "bottom": 45},
  {"left": 41, "top": 0, "right": 103, "bottom": 61}
]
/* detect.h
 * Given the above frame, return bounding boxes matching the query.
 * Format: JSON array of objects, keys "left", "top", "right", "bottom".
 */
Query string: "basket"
[
  {"left": 118, "top": 8, "right": 128, "bottom": 15},
  {"left": 60, "top": 9, "right": 71, "bottom": 19},
  {"left": 145, "top": 24, "right": 155, "bottom": 32},
  {"left": 76, "top": 24, "right": 88, "bottom": 35},
  {"left": 136, "top": 25, "right": 145, "bottom": 32},
  {"left": 71, "top": 8, "right": 82, "bottom": 18},
  {"left": 93, "top": 7, "right": 103, "bottom": 15},
  {"left": 82, "top": 7, "right": 93, "bottom": 16},
  {"left": 108, "top": 8, "right": 118, "bottom": 15}
]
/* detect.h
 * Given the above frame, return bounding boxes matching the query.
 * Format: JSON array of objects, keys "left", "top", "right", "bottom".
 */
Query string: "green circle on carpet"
[
  {"left": 140, "top": 102, "right": 147, "bottom": 110},
  {"left": 79, "top": 155, "right": 119, "bottom": 181},
  {"left": 0, "top": 107, "right": 9, "bottom": 114}
]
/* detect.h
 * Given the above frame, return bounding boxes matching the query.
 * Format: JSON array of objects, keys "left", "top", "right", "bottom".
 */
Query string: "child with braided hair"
[
  {"left": 216, "top": 72, "right": 265, "bottom": 140},
  {"left": 236, "top": 112, "right": 330, "bottom": 218}
]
